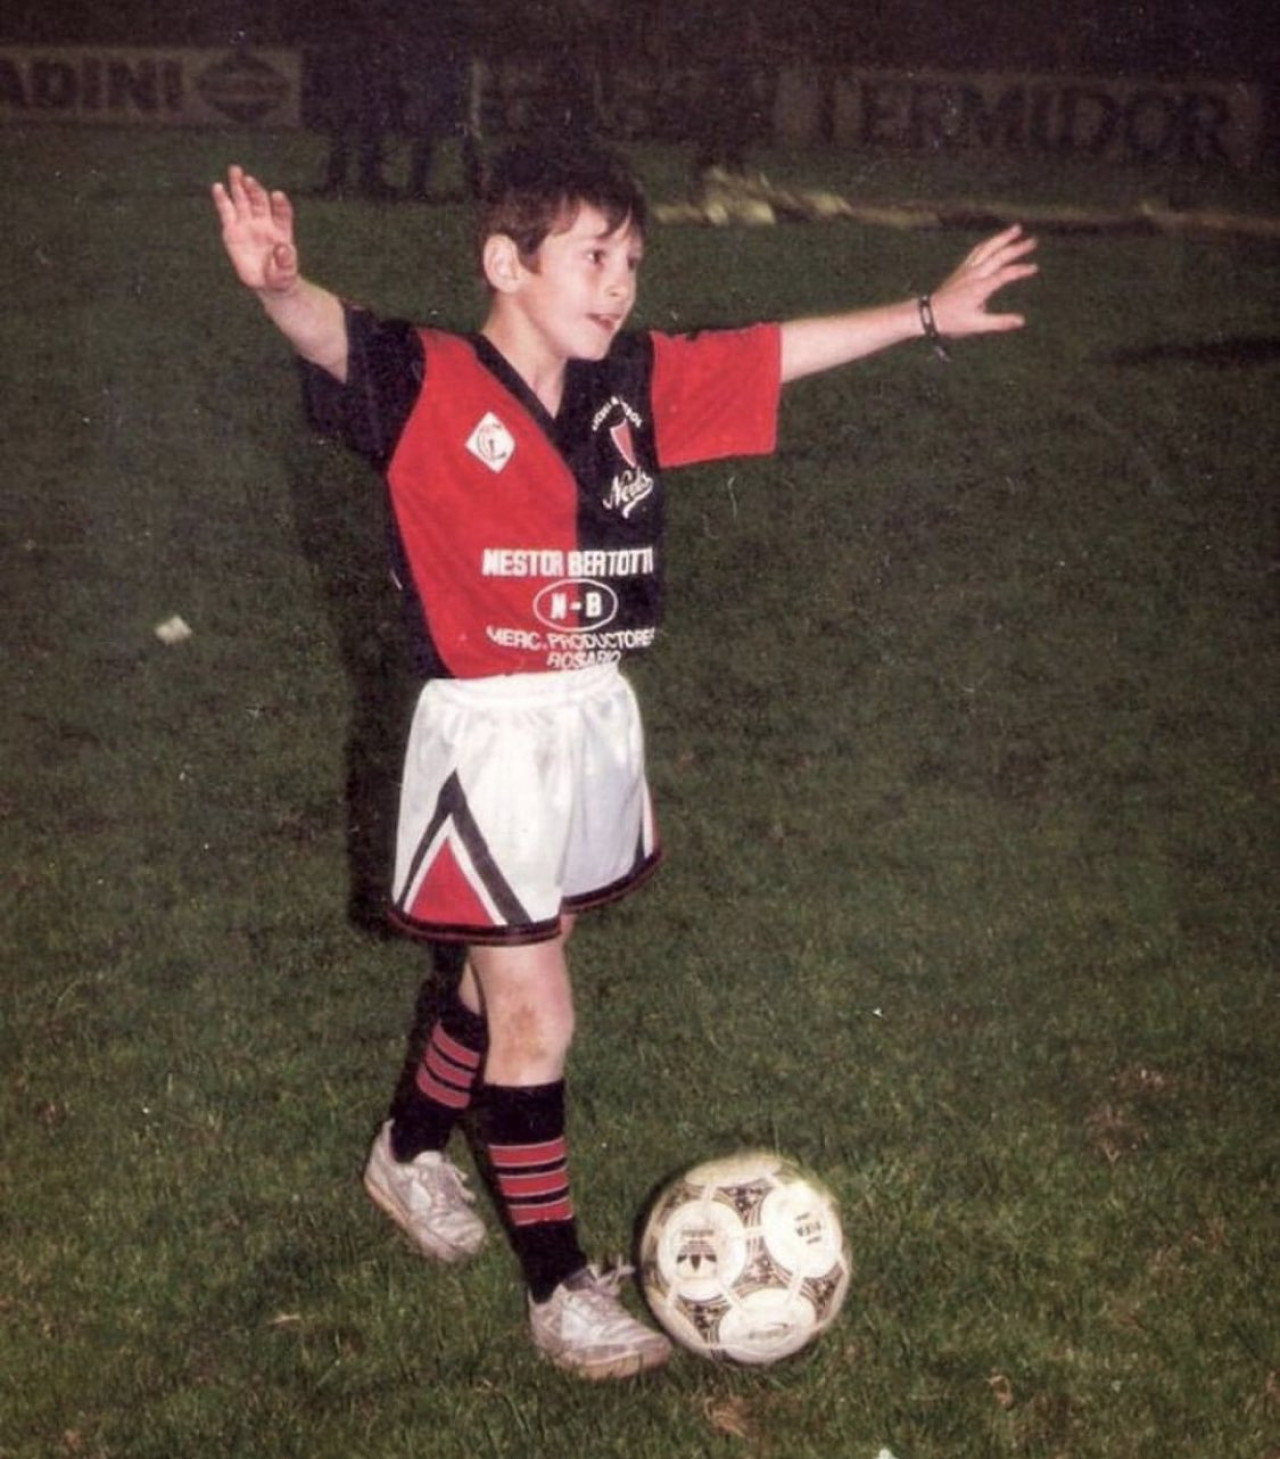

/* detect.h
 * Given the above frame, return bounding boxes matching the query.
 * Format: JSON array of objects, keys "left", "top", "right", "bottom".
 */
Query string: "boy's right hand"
[{"left": 211, "top": 165, "right": 299, "bottom": 295}]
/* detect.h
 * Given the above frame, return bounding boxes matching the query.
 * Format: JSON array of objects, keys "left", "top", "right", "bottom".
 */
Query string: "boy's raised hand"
[
  {"left": 210, "top": 165, "right": 347, "bottom": 377},
  {"left": 929, "top": 224, "right": 1039, "bottom": 338},
  {"left": 211, "top": 165, "right": 299, "bottom": 295}
]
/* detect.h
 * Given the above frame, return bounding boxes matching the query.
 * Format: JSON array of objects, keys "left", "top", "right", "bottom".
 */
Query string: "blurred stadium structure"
[
  {"left": 1, "top": 0, "right": 1276, "bottom": 164},
  {"left": 3, "top": 0, "right": 1276, "bottom": 78}
]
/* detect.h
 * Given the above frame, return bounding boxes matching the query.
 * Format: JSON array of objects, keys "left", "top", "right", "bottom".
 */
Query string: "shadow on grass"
[
  {"left": 1105, "top": 336, "right": 1280, "bottom": 367},
  {"left": 282, "top": 426, "right": 419, "bottom": 941},
  {"left": 280, "top": 420, "right": 503, "bottom": 1187}
]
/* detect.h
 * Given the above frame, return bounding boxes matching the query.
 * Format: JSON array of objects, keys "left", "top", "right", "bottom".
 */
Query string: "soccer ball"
[{"left": 638, "top": 1150, "right": 851, "bottom": 1364}]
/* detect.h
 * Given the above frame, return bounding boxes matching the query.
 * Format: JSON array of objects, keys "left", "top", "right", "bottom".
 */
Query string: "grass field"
[{"left": 2, "top": 125, "right": 1278, "bottom": 1459}]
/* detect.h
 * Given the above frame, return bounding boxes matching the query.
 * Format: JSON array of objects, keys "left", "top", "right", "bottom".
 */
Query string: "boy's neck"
[{"left": 480, "top": 317, "right": 567, "bottom": 418}]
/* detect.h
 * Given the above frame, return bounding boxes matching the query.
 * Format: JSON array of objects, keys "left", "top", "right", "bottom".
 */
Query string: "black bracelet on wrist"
[{"left": 917, "top": 294, "right": 950, "bottom": 362}]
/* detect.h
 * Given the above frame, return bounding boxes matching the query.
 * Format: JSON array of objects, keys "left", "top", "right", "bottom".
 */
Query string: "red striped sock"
[
  {"left": 483, "top": 1081, "right": 586, "bottom": 1300},
  {"left": 416, "top": 1022, "right": 484, "bottom": 1113},
  {"left": 490, "top": 1133, "right": 575, "bottom": 1227},
  {"left": 390, "top": 994, "right": 486, "bottom": 1160}
]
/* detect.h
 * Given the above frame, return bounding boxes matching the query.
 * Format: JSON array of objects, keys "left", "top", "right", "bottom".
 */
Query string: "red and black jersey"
[{"left": 303, "top": 308, "right": 781, "bottom": 679}]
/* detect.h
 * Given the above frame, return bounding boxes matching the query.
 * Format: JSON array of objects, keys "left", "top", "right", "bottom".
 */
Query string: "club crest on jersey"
[
  {"left": 466, "top": 412, "right": 516, "bottom": 473},
  {"left": 593, "top": 397, "right": 653, "bottom": 518}
]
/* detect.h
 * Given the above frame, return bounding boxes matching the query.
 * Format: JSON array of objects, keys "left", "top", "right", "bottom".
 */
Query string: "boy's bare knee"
[
  {"left": 492, "top": 997, "right": 575, "bottom": 1069},
  {"left": 469, "top": 937, "right": 575, "bottom": 1083}
]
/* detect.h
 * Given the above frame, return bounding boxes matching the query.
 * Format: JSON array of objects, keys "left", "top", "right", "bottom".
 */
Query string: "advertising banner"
[
  {"left": 0, "top": 47, "right": 301, "bottom": 128},
  {"left": 822, "top": 70, "right": 1264, "bottom": 169}
]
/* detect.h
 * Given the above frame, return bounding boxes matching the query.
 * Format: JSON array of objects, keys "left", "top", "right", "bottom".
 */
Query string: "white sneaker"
[
  {"left": 363, "top": 1121, "right": 486, "bottom": 1263},
  {"left": 529, "top": 1264, "right": 672, "bottom": 1380}
]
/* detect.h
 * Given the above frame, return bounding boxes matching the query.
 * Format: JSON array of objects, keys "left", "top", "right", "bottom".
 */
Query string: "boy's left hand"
[{"left": 929, "top": 225, "right": 1039, "bottom": 337}]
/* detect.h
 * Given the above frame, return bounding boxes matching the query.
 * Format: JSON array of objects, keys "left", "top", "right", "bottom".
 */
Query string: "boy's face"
[{"left": 510, "top": 203, "right": 644, "bottom": 364}]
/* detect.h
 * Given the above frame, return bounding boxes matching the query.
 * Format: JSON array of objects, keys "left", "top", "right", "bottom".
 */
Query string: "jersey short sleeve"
[
  {"left": 299, "top": 306, "right": 424, "bottom": 471},
  {"left": 649, "top": 324, "right": 782, "bottom": 468}
]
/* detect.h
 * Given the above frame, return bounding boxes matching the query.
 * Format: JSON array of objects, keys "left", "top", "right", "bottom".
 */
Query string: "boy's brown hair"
[{"left": 475, "top": 141, "right": 648, "bottom": 271}]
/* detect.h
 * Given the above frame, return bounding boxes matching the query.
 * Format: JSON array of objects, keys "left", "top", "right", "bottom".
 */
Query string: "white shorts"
[{"left": 390, "top": 664, "right": 661, "bottom": 944}]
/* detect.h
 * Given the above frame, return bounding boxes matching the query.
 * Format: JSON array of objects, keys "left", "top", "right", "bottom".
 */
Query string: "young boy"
[{"left": 212, "top": 143, "right": 1036, "bottom": 1380}]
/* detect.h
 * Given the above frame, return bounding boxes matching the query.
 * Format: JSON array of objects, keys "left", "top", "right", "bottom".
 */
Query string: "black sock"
[
  {"left": 390, "top": 993, "right": 487, "bottom": 1161},
  {"left": 481, "top": 1080, "right": 586, "bottom": 1301}
]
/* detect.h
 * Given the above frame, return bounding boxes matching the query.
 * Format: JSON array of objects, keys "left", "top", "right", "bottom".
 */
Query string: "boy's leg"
[
  {"left": 363, "top": 964, "right": 489, "bottom": 1262},
  {"left": 390, "top": 975, "right": 488, "bottom": 1160},
  {"left": 469, "top": 925, "right": 670, "bottom": 1379},
  {"left": 468, "top": 926, "right": 583, "bottom": 1298}
]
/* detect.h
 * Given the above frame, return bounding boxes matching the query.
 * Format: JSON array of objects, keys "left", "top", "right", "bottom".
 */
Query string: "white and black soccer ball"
[{"left": 639, "top": 1150, "right": 851, "bottom": 1364}]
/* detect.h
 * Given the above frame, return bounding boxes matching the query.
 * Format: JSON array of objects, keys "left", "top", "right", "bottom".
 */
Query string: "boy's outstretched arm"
[
  {"left": 211, "top": 165, "right": 349, "bottom": 381},
  {"left": 779, "top": 225, "right": 1038, "bottom": 384}
]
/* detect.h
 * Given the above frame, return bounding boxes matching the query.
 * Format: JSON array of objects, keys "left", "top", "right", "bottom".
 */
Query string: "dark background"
[{"left": 2, "top": 0, "right": 1276, "bottom": 80}]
